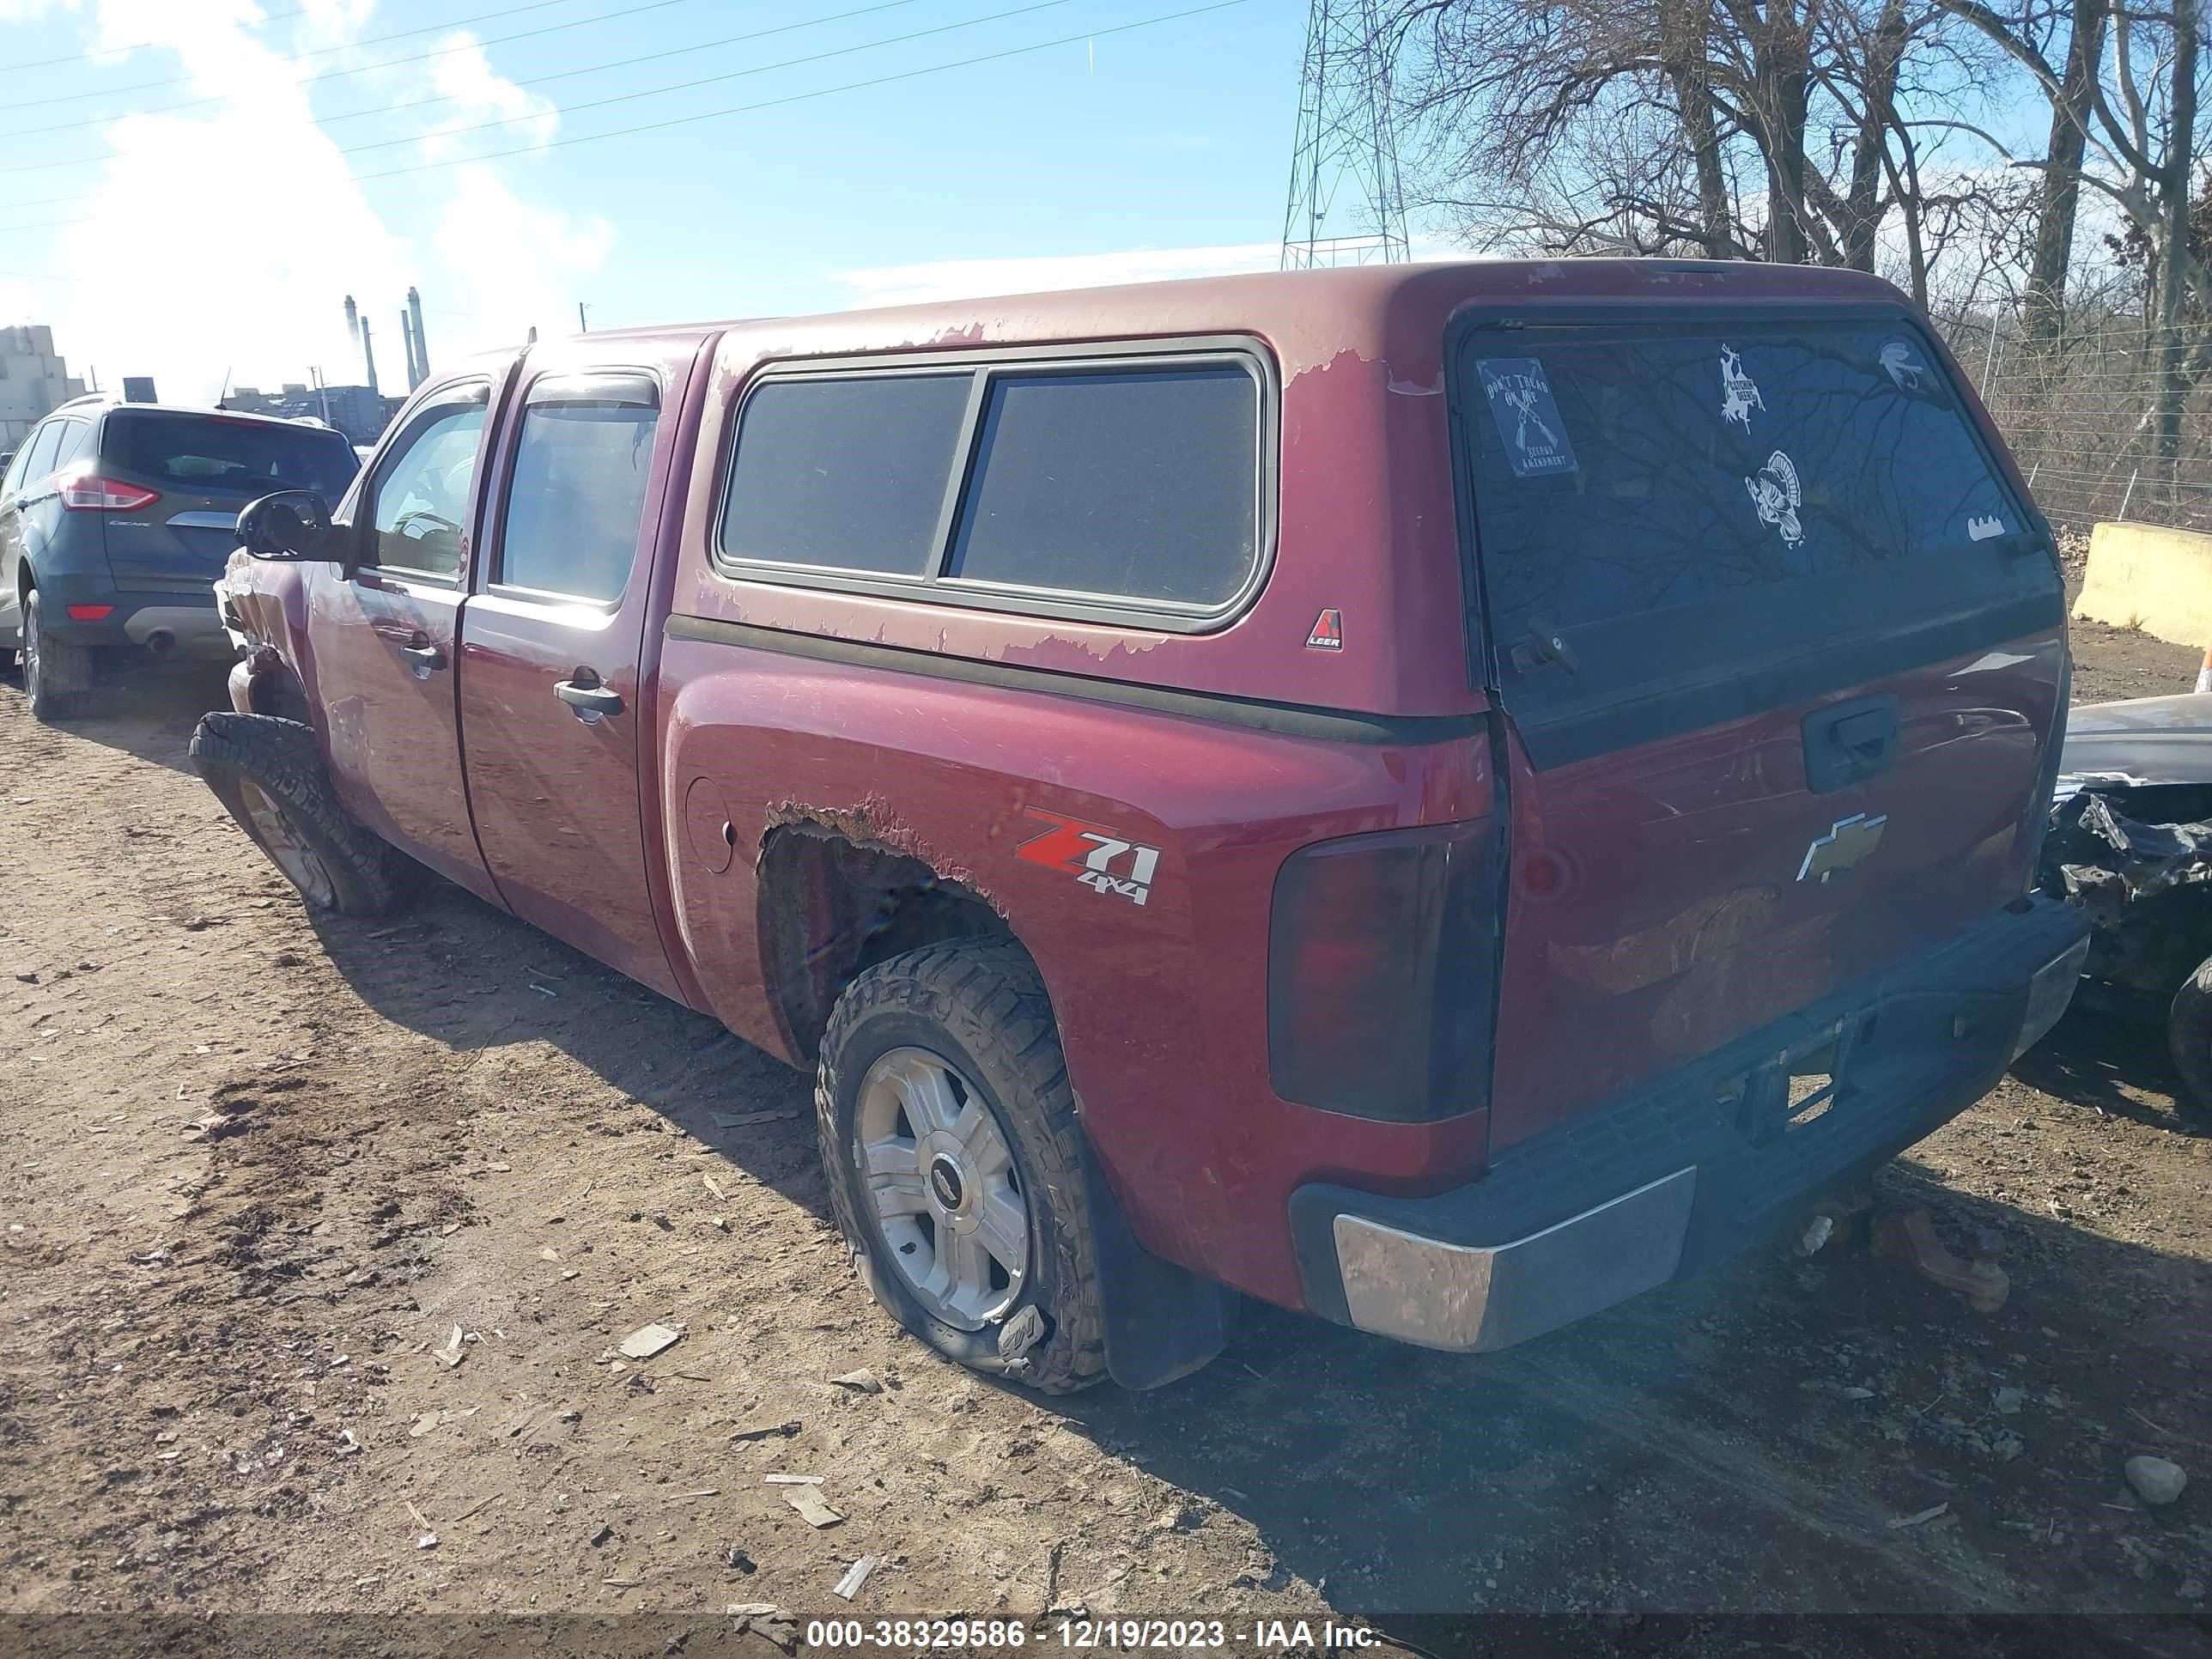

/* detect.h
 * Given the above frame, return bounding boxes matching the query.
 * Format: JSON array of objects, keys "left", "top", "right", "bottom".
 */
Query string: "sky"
[{"left": 0, "top": 0, "right": 1318, "bottom": 404}]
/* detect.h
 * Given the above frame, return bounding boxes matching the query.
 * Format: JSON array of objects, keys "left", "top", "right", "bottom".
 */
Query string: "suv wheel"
[
  {"left": 190, "top": 712, "right": 422, "bottom": 917},
  {"left": 21, "top": 587, "right": 92, "bottom": 722},
  {"left": 2164, "top": 956, "right": 2212, "bottom": 1126},
  {"left": 817, "top": 937, "right": 1107, "bottom": 1393}
]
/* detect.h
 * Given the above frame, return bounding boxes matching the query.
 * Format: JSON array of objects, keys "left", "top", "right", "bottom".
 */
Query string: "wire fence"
[{"left": 1933, "top": 310, "right": 2212, "bottom": 535}]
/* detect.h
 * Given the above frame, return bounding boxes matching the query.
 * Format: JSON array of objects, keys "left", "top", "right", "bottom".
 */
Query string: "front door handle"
[
  {"left": 399, "top": 641, "right": 447, "bottom": 674},
  {"left": 555, "top": 676, "right": 624, "bottom": 720}
]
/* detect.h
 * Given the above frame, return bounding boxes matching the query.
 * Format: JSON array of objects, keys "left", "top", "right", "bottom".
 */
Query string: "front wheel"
[
  {"left": 817, "top": 937, "right": 1107, "bottom": 1393},
  {"left": 190, "top": 711, "right": 421, "bottom": 917},
  {"left": 2164, "top": 957, "right": 2212, "bottom": 1127}
]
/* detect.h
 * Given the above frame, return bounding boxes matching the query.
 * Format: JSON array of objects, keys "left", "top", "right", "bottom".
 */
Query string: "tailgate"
[
  {"left": 99, "top": 410, "right": 358, "bottom": 591},
  {"left": 1455, "top": 313, "right": 2063, "bottom": 1151}
]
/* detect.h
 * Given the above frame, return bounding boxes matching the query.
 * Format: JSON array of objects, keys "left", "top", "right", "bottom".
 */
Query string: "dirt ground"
[{"left": 1, "top": 608, "right": 2209, "bottom": 1651}]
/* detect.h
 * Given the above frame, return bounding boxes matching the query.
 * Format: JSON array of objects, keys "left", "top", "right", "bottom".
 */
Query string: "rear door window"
[
  {"left": 105, "top": 412, "right": 358, "bottom": 499},
  {"left": 497, "top": 374, "right": 660, "bottom": 602},
  {"left": 1457, "top": 319, "right": 2051, "bottom": 762}
]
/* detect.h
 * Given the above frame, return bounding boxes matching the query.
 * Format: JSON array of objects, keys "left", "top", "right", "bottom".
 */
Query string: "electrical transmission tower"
[{"left": 1281, "top": 0, "right": 1411, "bottom": 270}]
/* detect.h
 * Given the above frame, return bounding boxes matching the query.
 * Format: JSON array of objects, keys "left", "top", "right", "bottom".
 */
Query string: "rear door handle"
[
  {"left": 555, "top": 678, "right": 624, "bottom": 720},
  {"left": 399, "top": 641, "right": 447, "bottom": 673}
]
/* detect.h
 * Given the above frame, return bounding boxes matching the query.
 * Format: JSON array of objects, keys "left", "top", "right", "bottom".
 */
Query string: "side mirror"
[{"left": 237, "top": 490, "right": 334, "bottom": 562}]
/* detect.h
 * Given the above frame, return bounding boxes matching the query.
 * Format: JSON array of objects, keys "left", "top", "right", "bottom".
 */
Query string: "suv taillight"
[
  {"left": 58, "top": 465, "right": 160, "bottom": 511},
  {"left": 1267, "top": 821, "right": 1501, "bottom": 1122}
]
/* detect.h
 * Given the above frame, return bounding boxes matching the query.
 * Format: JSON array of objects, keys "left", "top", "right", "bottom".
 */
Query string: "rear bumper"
[
  {"left": 31, "top": 574, "right": 228, "bottom": 659},
  {"left": 1291, "top": 894, "right": 2091, "bottom": 1353}
]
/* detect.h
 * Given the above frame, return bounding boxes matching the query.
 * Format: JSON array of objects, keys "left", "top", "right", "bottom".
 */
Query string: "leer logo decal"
[
  {"left": 1306, "top": 608, "right": 1344, "bottom": 650},
  {"left": 1015, "top": 810, "right": 1161, "bottom": 907}
]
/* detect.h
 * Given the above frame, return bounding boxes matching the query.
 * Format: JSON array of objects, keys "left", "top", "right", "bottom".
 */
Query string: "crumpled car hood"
[{"left": 2060, "top": 694, "right": 2212, "bottom": 787}]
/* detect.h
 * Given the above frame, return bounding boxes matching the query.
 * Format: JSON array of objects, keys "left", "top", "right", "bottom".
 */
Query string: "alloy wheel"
[
  {"left": 853, "top": 1045, "right": 1029, "bottom": 1331},
  {"left": 234, "top": 778, "right": 337, "bottom": 908}
]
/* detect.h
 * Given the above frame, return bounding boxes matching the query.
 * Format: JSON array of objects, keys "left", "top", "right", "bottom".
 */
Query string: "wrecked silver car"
[{"left": 2044, "top": 693, "right": 2212, "bottom": 1120}]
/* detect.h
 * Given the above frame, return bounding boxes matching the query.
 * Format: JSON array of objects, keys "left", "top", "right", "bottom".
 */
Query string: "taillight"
[
  {"left": 1267, "top": 821, "right": 1501, "bottom": 1122},
  {"left": 58, "top": 465, "right": 160, "bottom": 511}
]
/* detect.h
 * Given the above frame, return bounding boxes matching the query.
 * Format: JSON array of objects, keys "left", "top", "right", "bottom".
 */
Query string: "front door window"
[{"left": 368, "top": 398, "right": 487, "bottom": 577}]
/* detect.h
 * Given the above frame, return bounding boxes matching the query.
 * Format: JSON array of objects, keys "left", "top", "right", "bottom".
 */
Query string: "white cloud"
[
  {"left": 18, "top": 0, "right": 606, "bottom": 402},
  {"left": 433, "top": 167, "right": 612, "bottom": 350},
  {"left": 412, "top": 31, "right": 558, "bottom": 163}
]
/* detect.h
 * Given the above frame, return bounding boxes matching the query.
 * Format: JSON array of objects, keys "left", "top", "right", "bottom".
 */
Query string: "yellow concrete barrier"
[{"left": 2074, "top": 520, "right": 2212, "bottom": 649}]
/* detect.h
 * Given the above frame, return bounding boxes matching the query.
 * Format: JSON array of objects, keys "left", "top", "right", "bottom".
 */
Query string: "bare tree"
[
  {"left": 1938, "top": 0, "right": 2203, "bottom": 484},
  {"left": 1380, "top": 0, "right": 2002, "bottom": 295}
]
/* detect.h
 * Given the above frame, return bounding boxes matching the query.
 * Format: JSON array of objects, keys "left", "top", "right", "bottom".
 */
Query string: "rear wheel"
[
  {"left": 2163, "top": 957, "right": 2212, "bottom": 1127},
  {"left": 817, "top": 937, "right": 1107, "bottom": 1393},
  {"left": 190, "top": 711, "right": 420, "bottom": 917},
  {"left": 21, "top": 587, "right": 92, "bottom": 722}
]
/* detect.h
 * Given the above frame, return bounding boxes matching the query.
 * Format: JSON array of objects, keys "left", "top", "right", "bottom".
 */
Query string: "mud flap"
[{"left": 1078, "top": 1130, "right": 1238, "bottom": 1390}]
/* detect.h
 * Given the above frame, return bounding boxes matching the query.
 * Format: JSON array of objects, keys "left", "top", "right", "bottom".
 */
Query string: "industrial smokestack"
[
  {"left": 407, "top": 286, "right": 429, "bottom": 380},
  {"left": 343, "top": 294, "right": 359, "bottom": 346},
  {"left": 399, "top": 310, "right": 422, "bottom": 392},
  {"left": 361, "top": 316, "right": 380, "bottom": 396}
]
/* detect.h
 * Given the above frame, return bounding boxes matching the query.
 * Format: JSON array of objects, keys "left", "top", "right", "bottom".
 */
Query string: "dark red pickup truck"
[{"left": 198, "top": 262, "right": 2090, "bottom": 1392}]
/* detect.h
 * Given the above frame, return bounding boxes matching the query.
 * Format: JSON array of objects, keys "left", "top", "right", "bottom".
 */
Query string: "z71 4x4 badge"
[{"left": 1015, "top": 809, "right": 1161, "bottom": 907}]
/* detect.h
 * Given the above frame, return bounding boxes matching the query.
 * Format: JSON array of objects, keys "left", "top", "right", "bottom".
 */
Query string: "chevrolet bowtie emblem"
[{"left": 1798, "top": 812, "right": 1888, "bottom": 883}]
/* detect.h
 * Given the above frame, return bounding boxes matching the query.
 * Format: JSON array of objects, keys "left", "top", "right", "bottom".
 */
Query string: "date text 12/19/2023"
[{"left": 800, "top": 1618, "right": 1384, "bottom": 1650}]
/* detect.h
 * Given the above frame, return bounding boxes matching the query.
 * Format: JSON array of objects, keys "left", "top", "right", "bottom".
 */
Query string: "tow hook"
[
  {"left": 1794, "top": 1183, "right": 2011, "bottom": 1314},
  {"left": 1872, "top": 1206, "right": 2010, "bottom": 1313}
]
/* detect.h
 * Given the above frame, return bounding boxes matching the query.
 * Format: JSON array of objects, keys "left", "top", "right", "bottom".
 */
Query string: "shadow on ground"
[
  {"left": 8, "top": 654, "right": 234, "bottom": 775},
  {"left": 295, "top": 866, "right": 2212, "bottom": 1619},
  {"left": 2012, "top": 1004, "right": 2209, "bottom": 1137},
  {"left": 1054, "top": 1165, "right": 2208, "bottom": 1616},
  {"left": 307, "top": 880, "right": 826, "bottom": 1219}
]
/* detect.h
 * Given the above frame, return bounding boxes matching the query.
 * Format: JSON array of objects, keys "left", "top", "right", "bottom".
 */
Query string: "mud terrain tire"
[
  {"left": 2164, "top": 956, "right": 2212, "bottom": 1127},
  {"left": 22, "top": 587, "right": 93, "bottom": 723},
  {"left": 817, "top": 937, "right": 1108, "bottom": 1394},
  {"left": 190, "top": 711, "right": 421, "bottom": 918}
]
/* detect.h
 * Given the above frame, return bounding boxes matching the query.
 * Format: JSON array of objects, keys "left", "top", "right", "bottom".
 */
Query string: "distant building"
[
  {"left": 220, "top": 381, "right": 404, "bottom": 448},
  {"left": 0, "top": 325, "right": 87, "bottom": 445}
]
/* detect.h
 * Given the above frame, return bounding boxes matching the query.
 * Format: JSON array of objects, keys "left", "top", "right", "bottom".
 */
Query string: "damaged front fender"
[{"left": 2045, "top": 786, "right": 2212, "bottom": 997}]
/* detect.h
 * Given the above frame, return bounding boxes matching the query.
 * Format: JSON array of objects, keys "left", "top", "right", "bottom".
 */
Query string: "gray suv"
[{"left": 1, "top": 398, "right": 359, "bottom": 720}]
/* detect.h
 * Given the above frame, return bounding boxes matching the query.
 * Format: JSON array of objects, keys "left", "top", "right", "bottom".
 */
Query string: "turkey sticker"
[
  {"left": 1719, "top": 345, "right": 1765, "bottom": 430},
  {"left": 1476, "top": 357, "right": 1578, "bottom": 477},
  {"left": 1746, "top": 450, "right": 1805, "bottom": 547}
]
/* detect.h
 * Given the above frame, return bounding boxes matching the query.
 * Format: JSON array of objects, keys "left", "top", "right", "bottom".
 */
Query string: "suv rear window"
[
  {"left": 715, "top": 350, "right": 1268, "bottom": 627},
  {"left": 1458, "top": 320, "right": 2044, "bottom": 743},
  {"left": 105, "top": 412, "right": 358, "bottom": 499}
]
